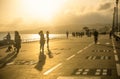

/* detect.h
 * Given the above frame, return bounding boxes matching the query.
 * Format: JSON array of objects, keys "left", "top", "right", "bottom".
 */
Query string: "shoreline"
[{"left": 0, "top": 37, "right": 70, "bottom": 49}]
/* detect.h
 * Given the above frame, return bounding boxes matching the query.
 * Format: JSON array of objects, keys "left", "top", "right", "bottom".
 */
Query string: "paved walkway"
[{"left": 0, "top": 35, "right": 120, "bottom": 79}]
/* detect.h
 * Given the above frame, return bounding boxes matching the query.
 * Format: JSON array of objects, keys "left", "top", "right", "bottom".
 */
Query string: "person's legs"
[
  {"left": 40, "top": 44, "right": 42, "bottom": 51},
  {"left": 96, "top": 37, "right": 98, "bottom": 44},
  {"left": 47, "top": 41, "right": 49, "bottom": 49},
  {"left": 94, "top": 37, "right": 97, "bottom": 44},
  {"left": 41, "top": 44, "right": 44, "bottom": 53},
  {"left": 43, "top": 44, "right": 44, "bottom": 52}
]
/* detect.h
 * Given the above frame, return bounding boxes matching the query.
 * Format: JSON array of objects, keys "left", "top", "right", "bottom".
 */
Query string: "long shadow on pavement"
[
  {"left": 48, "top": 49, "right": 53, "bottom": 58},
  {"left": 0, "top": 51, "right": 17, "bottom": 68},
  {"left": 35, "top": 51, "right": 46, "bottom": 71}
]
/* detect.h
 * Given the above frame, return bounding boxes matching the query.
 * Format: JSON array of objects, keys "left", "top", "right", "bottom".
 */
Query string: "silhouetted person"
[
  {"left": 93, "top": 30, "right": 99, "bottom": 44},
  {"left": 5, "top": 32, "right": 12, "bottom": 52},
  {"left": 14, "top": 31, "right": 21, "bottom": 54},
  {"left": 46, "top": 31, "right": 49, "bottom": 49},
  {"left": 72, "top": 32, "right": 75, "bottom": 37},
  {"left": 39, "top": 31, "right": 45, "bottom": 53},
  {"left": 109, "top": 30, "right": 113, "bottom": 39},
  {"left": 5, "top": 32, "right": 11, "bottom": 43},
  {"left": 76, "top": 32, "right": 78, "bottom": 37},
  {"left": 81, "top": 32, "right": 84, "bottom": 37},
  {"left": 66, "top": 31, "right": 69, "bottom": 39}
]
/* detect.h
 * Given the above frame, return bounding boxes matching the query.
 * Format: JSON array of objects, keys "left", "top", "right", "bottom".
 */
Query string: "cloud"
[
  {"left": 77, "top": 12, "right": 112, "bottom": 24},
  {"left": 0, "top": 0, "right": 115, "bottom": 32},
  {"left": 0, "top": 18, "right": 26, "bottom": 31},
  {"left": 0, "top": 12, "right": 113, "bottom": 32},
  {"left": 54, "top": 11, "right": 112, "bottom": 26},
  {"left": 98, "top": 2, "right": 112, "bottom": 11}
]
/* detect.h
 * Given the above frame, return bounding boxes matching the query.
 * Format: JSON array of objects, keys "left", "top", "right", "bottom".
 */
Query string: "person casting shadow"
[
  {"left": 46, "top": 31, "right": 53, "bottom": 58},
  {"left": 35, "top": 31, "right": 46, "bottom": 71},
  {"left": 14, "top": 31, "right": 21, "bottom": 55},
  {"left": 46, "top": 31, "right": 49, "bottom": 49},
  {"left": 39, "top": 31, "right": 45, "bottom": 54},
  {"left": 93, "top": 30, "right": 99, "bottom": 44}
]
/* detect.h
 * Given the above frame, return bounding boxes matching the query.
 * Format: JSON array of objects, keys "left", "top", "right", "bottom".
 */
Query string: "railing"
[{"left": 114, "top": 32, "right": 120, "bottom": 41}]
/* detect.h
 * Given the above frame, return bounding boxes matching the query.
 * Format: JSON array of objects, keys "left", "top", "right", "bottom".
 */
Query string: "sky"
[{"left": 0, "top": 0, "right": 119, "bottom": 32}]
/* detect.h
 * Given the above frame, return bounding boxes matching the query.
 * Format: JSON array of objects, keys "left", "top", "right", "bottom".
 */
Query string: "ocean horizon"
[{"left": 0, "top": 33, "right": 69, "bottom": 43}]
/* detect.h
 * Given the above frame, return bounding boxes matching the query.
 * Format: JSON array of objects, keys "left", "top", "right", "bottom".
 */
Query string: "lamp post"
[
  {"left": 112, "top": 7, "right": 116, "bottom": 33},
  {"left": 113, "top": 0, "right": 119, "bottom": 33}
]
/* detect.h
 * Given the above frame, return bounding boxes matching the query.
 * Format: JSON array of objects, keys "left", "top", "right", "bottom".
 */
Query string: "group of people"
[
  {"left": 67, "top": 30, "right": 99, "bottom": 44},
  {"left": 5, "top": 30, "right": 50, "bottom": 56},
  {"left": 66, "top": 31, "right": 85, "bottom": 39},
  {"left": 66, "top": 30, "right": 99, "bottom": 44},
  {"left": 72, "top": 32, "right": 84, "bottom": 37},
  {"left": 39, "top": 31, "right": 49, "bottom": 53},
  {"left": 4, "top": 29, "right": 102, "bottom": 57},
  {"left": 5, "top": 31, "right": 21, "bottom": 55}
]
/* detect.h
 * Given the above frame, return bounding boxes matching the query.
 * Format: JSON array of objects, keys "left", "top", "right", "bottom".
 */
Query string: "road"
[{"left": 0, "top": 35, "right": 120, "bottom": 79}]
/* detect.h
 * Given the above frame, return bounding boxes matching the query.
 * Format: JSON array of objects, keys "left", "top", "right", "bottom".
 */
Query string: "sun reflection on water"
[{"left": 21, "top": 34, "right": 65, "bottom": 42}]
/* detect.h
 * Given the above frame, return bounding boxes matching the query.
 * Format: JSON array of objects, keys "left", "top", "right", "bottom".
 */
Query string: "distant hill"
[
  {"left": 19, "top": 23, "right": 111, "bottom": 34},
  {"left": 0, "top": 23, "right": 111, "bottom": 34}
]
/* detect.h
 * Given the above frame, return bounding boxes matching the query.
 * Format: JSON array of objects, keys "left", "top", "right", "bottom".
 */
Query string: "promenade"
[{"left": 0, "top": 35, "right": 120, "bottom": 79}]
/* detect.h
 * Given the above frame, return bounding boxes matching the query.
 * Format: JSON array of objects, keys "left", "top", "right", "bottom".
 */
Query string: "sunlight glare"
[{"left": 21, "top": 0, "right": 66, "bottom": 21}]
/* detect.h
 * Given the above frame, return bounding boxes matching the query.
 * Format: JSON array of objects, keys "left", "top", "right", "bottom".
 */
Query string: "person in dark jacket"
[
  {"left": 93, "top": 30, "right": 99, "bottom": 44},
  {"left": 14, "top": 31, "right": 21, "bottom": 54}
]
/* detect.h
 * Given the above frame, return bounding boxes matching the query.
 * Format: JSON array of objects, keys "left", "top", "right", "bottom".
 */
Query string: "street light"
[{"left": 116, "top": 0, "right": 119, "bottom": 32}]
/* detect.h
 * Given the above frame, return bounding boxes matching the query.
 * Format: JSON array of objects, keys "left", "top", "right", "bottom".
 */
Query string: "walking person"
[
  {"left": 46, "top": 31, "right": 49, "bottom": 49},
  {"left": 39, "top": 30, "right": 45, "bottom": 53},
  {"left": 14, "top": 31, "right": 21, "bottom": 55},
  {"left": 93, "top": 30, "right": 99, "bottom": 44}
]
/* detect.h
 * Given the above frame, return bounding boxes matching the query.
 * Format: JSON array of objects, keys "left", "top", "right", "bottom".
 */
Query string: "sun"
[{"left": 21, "top": 0, "right": 66, "bottom": 21}]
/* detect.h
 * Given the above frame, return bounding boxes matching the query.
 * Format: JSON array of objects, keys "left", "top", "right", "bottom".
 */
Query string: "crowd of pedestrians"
[
  {"left": 2, "top": 29, "right": 114, "bottom": 70},
  {"left": 4, "top": 29, "right": 101, "bottom": 55},
  {"left": 69, "top": 30, "right": 99, "bottom": 44},
  {"left": 72, "top": 32, "right": 84, "bottom": 37}
]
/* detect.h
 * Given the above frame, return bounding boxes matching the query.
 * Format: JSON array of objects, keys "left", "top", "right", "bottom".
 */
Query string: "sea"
[{"left": 0, "top": 33, "right": 68, "bottom": 43}]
